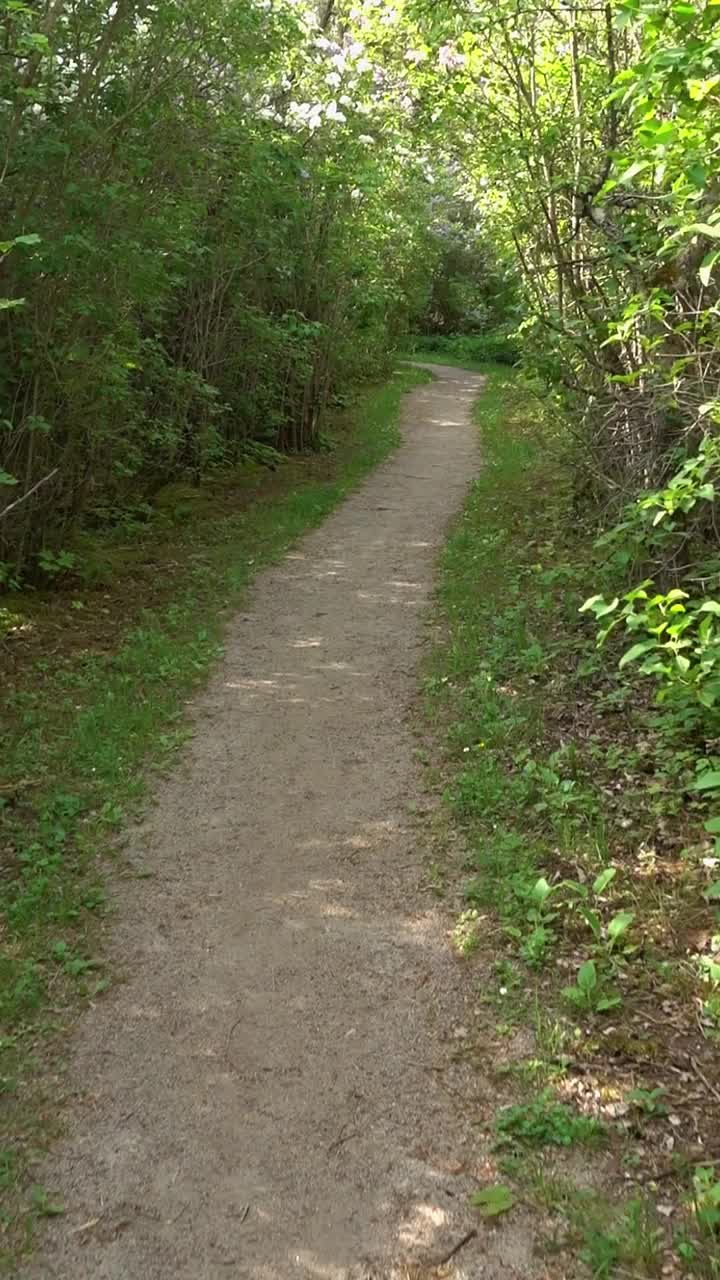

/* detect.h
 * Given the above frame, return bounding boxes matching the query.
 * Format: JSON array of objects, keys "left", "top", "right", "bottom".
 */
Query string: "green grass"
[
  {"left": 425, "top": 365, "right": 720, "bottom": 1277},
  {"left": 495, "top": 1091, "right": 606, "bottom": 1152},
  {"left": 0, "top": 363, "right": 429, "bottom": 1266},
  {"left": 424, "top": 366, "right": 572, "bottom": 928},
  {"left": 398, "top": 350, "right": 502, "bottom": 375}
]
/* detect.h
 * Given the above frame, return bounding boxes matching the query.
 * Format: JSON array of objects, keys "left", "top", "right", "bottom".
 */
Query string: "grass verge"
[
  {"left": 425, "top": 363, "right": 720, "bottom": 1278},
  {"left": 0, "top": 363, "right": 429, "bottom": 1266}
]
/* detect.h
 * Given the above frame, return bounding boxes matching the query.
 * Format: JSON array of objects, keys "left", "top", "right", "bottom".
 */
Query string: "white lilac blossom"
[{"left": 438, "top": 44, "right": 466, "bottom": 72}]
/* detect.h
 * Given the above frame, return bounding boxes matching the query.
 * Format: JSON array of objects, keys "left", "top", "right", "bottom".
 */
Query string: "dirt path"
[{"left": 26, "top": 366, "right": 533, "bottom": 1280}]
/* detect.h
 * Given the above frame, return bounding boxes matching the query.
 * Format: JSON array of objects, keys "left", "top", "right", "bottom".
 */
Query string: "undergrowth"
[
  {"left": 0, "top": 363, "right": 428, "bottom": 1267},
  {"left": 426, "top": 363, "right": 720, "bottom": 1278}
]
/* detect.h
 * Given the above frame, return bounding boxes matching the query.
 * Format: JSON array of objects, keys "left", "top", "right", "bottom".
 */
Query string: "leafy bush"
[
  {"left": 409, "top": 330, "right": 520, "bottom": 367},
  {"left": 0, "top": 0, "right": 440, "bottom": 579}
]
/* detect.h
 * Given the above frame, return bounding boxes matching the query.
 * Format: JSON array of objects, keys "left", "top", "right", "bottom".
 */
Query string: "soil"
[{"left": 23, "top": 366, "right": 539, "bottom": 1280}]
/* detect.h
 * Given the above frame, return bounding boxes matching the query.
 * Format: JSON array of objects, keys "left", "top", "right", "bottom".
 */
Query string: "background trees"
[
  {"left": 403, "top": 0, "right": 719, "bottom": 514},
  {"left": 0, "top": 0, "right": 438, "bottom": 580},
  {"left": 3, "top": 0, "right": 720, "bottom": 634}
]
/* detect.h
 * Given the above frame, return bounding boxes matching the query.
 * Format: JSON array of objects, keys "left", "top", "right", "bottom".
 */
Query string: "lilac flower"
[{"left": 438, "top": 43, "right": 466, "bottom": 72}]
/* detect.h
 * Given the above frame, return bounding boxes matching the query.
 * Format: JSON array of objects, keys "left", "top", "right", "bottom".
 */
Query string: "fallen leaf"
[{"left": 470, "top": 1185, "right": 515, "bottom": 1217}]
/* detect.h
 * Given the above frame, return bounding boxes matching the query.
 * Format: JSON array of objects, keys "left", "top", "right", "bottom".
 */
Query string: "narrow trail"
[{"left": 27, "top": 366, "right": 533, "bottom": 1280}]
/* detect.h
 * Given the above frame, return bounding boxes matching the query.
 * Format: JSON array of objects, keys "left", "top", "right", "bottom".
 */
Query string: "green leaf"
[
  {"left": 607, "top": 910, "right": 635, "bottom": 943},
  {"left": 595, "top": 597, "right": 619, "bottom": 618},
  {"left": 704, "top": 881, "right": 720, "bottom": 900},
  {"left": 703, "top": 817, "right": 720, "bottom": 834},
  {"left": 677, "top": 223, "right": 720, "bottom": 241},
  {"left": 13, "top": 233, "right": 41, "bottom": 247},
  {"left": 596, "top": 994, "right": 622, "bottom": 1012},
  {"left": 0, "top": 297, "right": 26, "bottom": 311},
  {"left": 592, "top": 867, "right": 617, "bottom": 895},
  {"left": 531, "top": 876, "right": 552, "bottom": 905},
  {"left": 577, "top": 959, "right": 597, "bottom": 993},
  {"left": 694, "top": 772, "right": 720, "bottom": 791},
  {"left": 579, "top": 594, "right": 604, "bottom": 613},
  {"left": 617, "top": 159, "right": 651, "bottom": 185},
  {"left": 619, "top": 640, "right": 657, "bottom": 668},
  {"left": 0, "top": 469, "right": 19, "bottom": 486},
  {"left": 699, "top": 601, "right": 720, "bottom": 616},
  {"left": 470, "top": 1185, "right": 515, "bottom": 1217},
  {"left": 700, "top": 251, "right": 720, "bottom": 287}
]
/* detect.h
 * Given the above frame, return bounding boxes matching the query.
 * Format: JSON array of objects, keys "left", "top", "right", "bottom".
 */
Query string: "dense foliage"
[
  {"left": 382, "top": 0, "right": 720, "bottom": 730},
  {"left": 0, "top": 0, "right": 444, "bottom": 580},
  {"left": 3, "top": 1, "right": 720, "bottom": 619}
]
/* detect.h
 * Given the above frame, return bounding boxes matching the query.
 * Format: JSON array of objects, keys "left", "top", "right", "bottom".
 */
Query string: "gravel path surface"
[{"left": 26, "top": 365, "right": 535, "bottom": 1280}]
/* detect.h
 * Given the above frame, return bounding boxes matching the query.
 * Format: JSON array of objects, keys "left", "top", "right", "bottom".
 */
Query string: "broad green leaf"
[
  {"left": 678, "top": 223, "right": 720, "bottom": 241},
  {"left": 700, "top": 251, "right": 720, "bottom": 287},
  {"left": 593, "top": 868, "right": 617, "bottom": 895},
  {"left": 693, "top": 772, "right": 720, "bottom": 791},
  {"left": 704, "top": 881, "right": 720, "bottom": 900},
  {"left": 0, "top": 470, "right": 19, "bottom": 486},
  {"left": 577, "top": 960, "right": 597, "bottom": 992},
  {"left": 619, "top": 640, "right": 657, "bottom": 668},
  {"left": 703, "top": 817, "right": 720, "bottom": 834},
  {"left": 595, "top": 597, "right": 619, "bottom": 618},
  {"left": 470, "top": 1185, "right": 515, "bottom": 1217},
  {"left": 607, "top": 910, "right": 635, "bottom": 943},
  {"left": 531, "top": 876, "right": 552, "bottom": 905},
  {"left": 617, "top": 159, "right": 651, "bottom": 185}
]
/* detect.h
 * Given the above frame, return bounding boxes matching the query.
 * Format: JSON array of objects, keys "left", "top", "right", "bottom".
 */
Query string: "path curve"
[{"left": 27, "top": 365, "right": 532, "bottom": 1280}]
